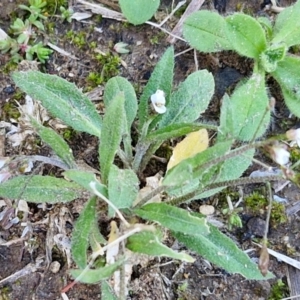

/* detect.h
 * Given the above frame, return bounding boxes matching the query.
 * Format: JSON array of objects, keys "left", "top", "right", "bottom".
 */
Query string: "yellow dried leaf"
[{"left": 167, "top": 129, "right": 209, "bottom": 171}]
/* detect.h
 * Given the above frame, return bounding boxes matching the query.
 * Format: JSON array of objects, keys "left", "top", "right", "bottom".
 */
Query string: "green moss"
[
  {"left": 86, "top": 53, "right": 121, "bottom": 87},
  {"left": 290, "top": 146, "right": 300, "bottom": 171},
  {"left": 66, "top": 30, "right": 88, "bottom": 49},
  {"left": 2, "top": 102, "right": 21, "bottom": 120},
  {"left": 149, "top": 32, "right": 165, "bottom": 45},
  {"left": 268, "top": 279, "right": 289, "bottom": 300},
  {"left": 0, "top": 61, "right": 18, "bottom": 74},
  {"left": 44, "top": 0, "right": 67, "bottom": 14},
  {"left": 61, "top": 127, "right": 76, "bottom": 141},
  {"left": 87, "top": 72, "right": 104, "bottom": 87},
  {"left": 45, "top": 21, "right": 56, "bottom": 33},
  {"left": 244, "top": 192, "right": 287, "bottom": 226}
]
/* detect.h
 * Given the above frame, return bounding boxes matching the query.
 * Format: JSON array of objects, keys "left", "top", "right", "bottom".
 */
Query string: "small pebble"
[
  {"left": 199, "top": 204, "right": 215, "bottom": 216},
  {"left": 49, "top": 261, "right": 61, "bottom": 274}
]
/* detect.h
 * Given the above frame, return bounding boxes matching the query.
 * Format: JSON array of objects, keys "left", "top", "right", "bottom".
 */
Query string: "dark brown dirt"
[{"left": 1, "top": 0, "right": 300, "bottom": 299}]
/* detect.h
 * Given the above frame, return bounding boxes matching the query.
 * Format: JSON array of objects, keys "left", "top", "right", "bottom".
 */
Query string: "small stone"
[
  {"left": 49, "top": 261, "right": 61, "bottom": 274},
  {"left": 199, "top": 205, "right": 215, "bottom": 216}
]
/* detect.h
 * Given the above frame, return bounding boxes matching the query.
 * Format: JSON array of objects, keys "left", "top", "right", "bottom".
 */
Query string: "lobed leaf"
[
  {"left": 271, "top": 55, "right": 300, "bottom": 118},
  {"left": 12, "top": 71, "right": 102, "bottom": 137},
  {"left": 225, "top": 13, "right": 267, "bottom": 59},
  {"left": 183, "top": 10, "right": 232, "bottom": 52},
  {"left": 138, "top": 47, "right": 174, "bottom": 132},
  {"left": 0, "top": 175, "right": 84, "bottom": 203},
  {"left": 107, "top": 165, "right": 139, "bottom": 216},
  {"left": 127, "top": 230, "right": 195, "bottom": 262},
  {"left": 272, "top": 0, "right": 300, "bottom": 48},
  {"left": 134, "top": 203, "right": 210, "bottom": 237},
  {"left": 159, "top": 70, "right": 214, "bottom": 128},
  {"left": 99, "top": 92, "right": 126, "bottom": 184},
  {"left": 119, "top": 0, "right": 160, "bottom": 25},
  {"left": 173, "top": 225, "right": 274, "bottom": 280},
  {"left": 71, "top": 196, "right": 97, "bottom": 269}
]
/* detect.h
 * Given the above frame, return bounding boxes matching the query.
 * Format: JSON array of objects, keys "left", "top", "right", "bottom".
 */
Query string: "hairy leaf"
[
  {"left": 183, "top": 10, "right": 232, "bottom": 52},
  {"left": 31, "top": 119, "right": 76, "bottom": 169},
  {"left": 119, "top": 0, "right": 159, "bottom": 25},
  {"left": 127, "top": 230, "right": 195, "bottom": 262},
  {"left": 163, "top": 140, "right": 232, "bottom": 187},
  {"left": 135, "top": 203, "right": 210, "bottom": 236},
  {"left": 225, "top": 13, "right": 267, "bottom": 59},
  {"left": 146, "top": 123, "right": 206, "bottom": 142},
  {"left": 71, "top": 196, "right": 97, "bottom": 269},
  {"left": 70, "top": 259, "right": 125, "bottom": 283},
  {"left": 12, "top": 71, "right": 102, "bottom": 137},
  {"left": 173, "top": 225, "right": 274, "bottom": 280},
  {"left": 272, "top": 0, "right": 300, "bottom": 48},
  {"left": 226, "top": 72, "right": 270, "bottom": 141},
  {"left": 108, "top": 165, "right": 139, "bottom": 215},
  {"left": 159, "top": 70, "right": 214, "bottom": 128},
  {"left": 104, "top": 76, "right": 137, "bottom": 131},
  {"left": 101, "top": 281, "right": 118, "bottom": 300},
  {"left": 271, "top": 55, "right": 300, "bottom": 118},
  {"left": 63, "top": 170, "right": 108, "bottom": 197},
  {"left": 0, "top": 175, "right": 83, "bottom": 203},
  {"left": 99, "top": 93, "right": 125, "bottom": 184},
  {"left": 138, "top": 47, "right": 174, "bottom": 131}
]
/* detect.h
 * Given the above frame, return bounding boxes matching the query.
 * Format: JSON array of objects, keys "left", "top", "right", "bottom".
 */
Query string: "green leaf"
[
  {"left": 260, "top": 44, "right": 287, "bottom": 73},
  {"left": 134, "top": 203, "right": 210, "bottom": 236},
  {"left": 272, "top": 0, "right": 300, "bottom": 48},
  {"left": 104, "top": 76, "right": 137, "bottom": 131},
  {"left": 138, "top": 47, "right": 174, "bottom": 132},
  {"left": 127, "top": 230, "right": 195, "bottom": 262},
  {"left": 257, "top": 17, "right": 273, "bottom": 41},
  {"left": 173, "top": 225, "right": 274, "bottom": 280},
  {"left": 63, "top": 170, "right": 108, "bottom": 197},
  {"left": 71, "top": 196, "right": 97, "bottom": 269},
  {"left": 226, "top": 72, "right": 270, "bottom": 141},
  {"left": 218, "top": 94, "right": 235, "bottom": 142},
  {"left": 101, "top": 281, "right": 118, "bottom": 300},
  {"left": 12, "top": 71, "right": 102, "bottom": 137},
  {"left": 107, "top": 165, "right": 139, "bottom": 216},
  {"left": 31, "top": 119, "right": 76, "bottom": 168},
  {"left": 225, "top": 13, "right": 267, "bottom": 59},
  {"left": 183, "top": 10, "right": 232, "bottom": 52},
  {"left": 119, "top": 0, "right": 160, "bottom": 25},
  {"left": 146, "top": 123, "right": 205, "bottom": 142},
  {"left": 271, "top": 55, "right": 300, "bottom": 117},
  {"left": 0, "top": 175, "right": 83, "bottom": 203},
  {"left": 163, "top": 140, "right": 232, "bottom": 187},
  {"left": 196, "top": 148, "right": 255, "bottom": 199},
  {"left": 99, "top": 93, "right": 126, "bottom": 184},
  {"left": 70, "top": 259, "right": 125, "bottom": 283},
  {"left": 159, "top": 70, "right": 214, "bottom": 128}
]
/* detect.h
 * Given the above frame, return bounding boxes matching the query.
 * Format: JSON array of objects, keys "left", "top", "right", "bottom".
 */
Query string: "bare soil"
[{"left": 1, "top": 0, "right": 300, "bottom": 299}]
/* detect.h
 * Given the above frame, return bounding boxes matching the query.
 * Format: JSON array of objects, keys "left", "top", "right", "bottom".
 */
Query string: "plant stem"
[
  {"left": 166, "top": 175, "right": 285, "bottom": 206},
  {"left": 133, "top": 186, "right": 166, "bottom": 209}
]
